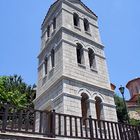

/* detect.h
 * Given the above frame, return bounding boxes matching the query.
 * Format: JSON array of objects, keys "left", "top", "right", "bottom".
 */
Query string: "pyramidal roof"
[{"left": 42, "top": 0, "right": 97, "bottom": 27}]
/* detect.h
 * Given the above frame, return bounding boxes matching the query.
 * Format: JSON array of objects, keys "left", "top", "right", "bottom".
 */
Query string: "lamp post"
[{"left": 119, "top": 85, "right": 130, "bottom": 124}]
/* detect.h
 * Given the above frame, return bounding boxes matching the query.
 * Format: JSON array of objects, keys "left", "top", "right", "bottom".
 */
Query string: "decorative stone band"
[
  {"left": 35, "top": 75, "right": 114, "bottom": 106},
  {"left": 52, "top": 92, "right": 116, "bottom": 109},
  {"left": 53, "top": 92, "right": 82, "bottom": 103},
  {"left": 101, "top": 102, "right": 116, "bottom": 108},
  {"left": 38, "top": 26, "right": 105, "bottom": 59}
]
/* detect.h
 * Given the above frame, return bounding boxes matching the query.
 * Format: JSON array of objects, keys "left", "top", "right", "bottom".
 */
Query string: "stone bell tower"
[{"left": 34, "top": 0, "right": 117, "bottom": 122}]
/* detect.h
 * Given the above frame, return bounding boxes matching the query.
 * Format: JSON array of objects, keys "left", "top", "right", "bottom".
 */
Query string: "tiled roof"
[
  {"left": 126, "top": 77, "right": 140, "bottom": 88},
  {"left": 41, "top": 0, "right": 97, "bottom": 28}
]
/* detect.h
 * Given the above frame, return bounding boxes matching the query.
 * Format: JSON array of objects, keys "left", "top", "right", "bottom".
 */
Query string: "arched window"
[
  {"left": 51, "top": 49, "right": 55, "bottom": 68},
  {"left": 77, "top": 44, "right": 84, "bottom": 64},
  {"left": 95, "top": 97, "right": 103, "bottom": 120},
  {"left": 88, "top": 48, "right": 96, "bottom": 69},
  {"left": 53, "top": 17, "right": 56, "bottom": 30},
  {"left": 43, "top": 57, "right": 48, "bottom": 77},
  {"left": 47, "top": 25, "right": 50, "bottom": 38},
  {"left": 81, "top": 93, "right": 89, "bottom": 124},
  {"left": 84, "top": 18, "right": 89, "bottom": 32},
  {"left": 73, "top": 13, "right": 79, "bottom": 27},
  {"left": 44, "top": 57, "right": 48, "bottom": 75}
]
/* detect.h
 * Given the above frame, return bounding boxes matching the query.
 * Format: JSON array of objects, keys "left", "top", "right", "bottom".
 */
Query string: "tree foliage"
[
  {"left": 114, "top": 94, "right": 128, "bottom": 123},
  {"left": 129, "top": 118, "right": 140, "bottom": 126},
  {"left": 0, "top": 75, "right": 36, "bottom": 109},
  {"left": 114, "top": 94, "right": 140, "bottom": 125}
]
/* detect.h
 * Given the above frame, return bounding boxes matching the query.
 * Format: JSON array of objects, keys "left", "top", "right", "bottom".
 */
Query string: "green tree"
[
  {"left": 114, "top": 95, "right": 128, "bottom": 123},
  {"left": 129, "top": 118, "right": 140, "bottom": 126},
  {"left": 0, "top": 75, "right": 36, "bottom": 109}
]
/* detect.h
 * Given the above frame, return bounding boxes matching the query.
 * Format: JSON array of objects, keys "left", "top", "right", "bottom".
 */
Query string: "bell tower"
[{"left": 35, "top": 0, "right": 117, "bottom": 122}]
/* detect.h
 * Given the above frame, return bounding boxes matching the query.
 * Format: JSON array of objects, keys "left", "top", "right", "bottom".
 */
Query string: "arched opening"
[
  {"left": 81, "top": 93, "right": 89, "bottom": 124},
  {"left": 73, "top": 13, "right": 79, "bottom": 27},
  {"left": 53, "top": 17, "right": 56, "bottom": 30},
  {"left": 51, "top": 49, "right": 55, "bottom": 68},
  {"left": 44, "top": 57, "right": 48, "bottom": 75},
  {"left": 47, "top": 25, "right": 50, "bottom": 38},
  {"left": 76, "top": 43, "right": 84, "bottom": 64},
  {"left": 95, "top": 97, "right": 103, "bottom": 120},
  {"left": 84, "top": 18, "right": 89, "bottom": 32},
  {"left": 88, "top": 48, "right": 96, "bottom": 69}
]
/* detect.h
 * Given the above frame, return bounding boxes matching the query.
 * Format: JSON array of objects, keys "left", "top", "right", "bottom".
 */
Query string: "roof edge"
[
  {"left": 41, "top": 0, "right": 97, "bottom": 29},
  {"left": 126, "top": 77, "right": 140, "bottom": 88}
]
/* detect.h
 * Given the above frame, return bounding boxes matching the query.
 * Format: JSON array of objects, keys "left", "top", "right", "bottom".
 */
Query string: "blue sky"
[{"left": 0, "top": 0, "right": 140, "bottom": 99}]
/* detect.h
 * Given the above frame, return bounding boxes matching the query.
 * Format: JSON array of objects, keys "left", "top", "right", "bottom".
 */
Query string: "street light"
[{"left": 119, "top": 85, "right": 130, "bottom": 124}]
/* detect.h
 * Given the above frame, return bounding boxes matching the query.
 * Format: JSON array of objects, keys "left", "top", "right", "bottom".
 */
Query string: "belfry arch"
[
  {"left": 95, "top": 96, "right": 104, "bottom": 120},
  {"left": 81, "top": 93, "right": 89, "bottom": 124}
]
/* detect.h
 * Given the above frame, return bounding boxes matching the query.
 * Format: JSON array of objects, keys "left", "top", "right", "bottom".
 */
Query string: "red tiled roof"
[
  {"left": 129, "top": 94, "right": 139, "bottom": 102},
  {"left": 126, "top": 77, "right": 140, "bottom": 88}
]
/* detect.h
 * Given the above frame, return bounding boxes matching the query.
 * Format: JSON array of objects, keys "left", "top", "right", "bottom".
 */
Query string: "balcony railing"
[{"left": 0, "top": 103, "right": 140, "bottom": 140}]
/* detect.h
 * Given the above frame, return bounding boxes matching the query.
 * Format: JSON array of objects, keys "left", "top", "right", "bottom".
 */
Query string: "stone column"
[
  {"left": 84, "top": 48, "right": 90, "bottom": 68},
  {"left": 42, "top": 60, "right": 46, "bottom": 78}
]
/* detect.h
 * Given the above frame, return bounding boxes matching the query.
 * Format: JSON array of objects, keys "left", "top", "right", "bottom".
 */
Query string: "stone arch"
[
  {"left": 74, "top": 40, "right": 85, "bottom": 48},
  {"left": 92, "top": 92, "right": 104, "bottom": 103},
  {"left": 78, "top": 88, "right": 91, "bottom": 124},
  {"left": 93, "top": 93, "right": 105, "bottom": 120},
  {"left": 86, "top": 45, "right": 96, "bottom": 54},
  {"left": 78, "top": 88, "right": 91, "bottom": 98}
]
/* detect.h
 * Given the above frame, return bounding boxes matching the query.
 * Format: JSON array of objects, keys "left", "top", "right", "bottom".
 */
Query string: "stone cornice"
[
  {"left": 34, "top": 76, "right": 64, "bottom": 103},
  {"left": 53, "top": 92, "right": 82, "bottom": 103},
  {"left": 34, "top": 75, "right": 114, "bottom": 104},
  {"left": 38, "top": 29, "right": 62, "bottom": 58},
  {"left": 63, "top": 76, "right": 114, "bottom": 95},
  {"left": 38, "top": 26, "right": 105, "bottom": 59},
  {"left": 102, "top": 102, "right": 116, "bottom": 108},
  {"left": 62, "top": 39, "right": 105, "bottom": 59},
  {"left": 62, "top": 27, "right": 105, "bottom": 49}
]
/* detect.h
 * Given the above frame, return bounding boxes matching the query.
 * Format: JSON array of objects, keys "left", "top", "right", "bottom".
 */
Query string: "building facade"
[
  {"left": 126, "top": 78, "right": 140, "bottom": 120},
  {"left": 34, "top": 0, "right": 117, "bottom": 122}
]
